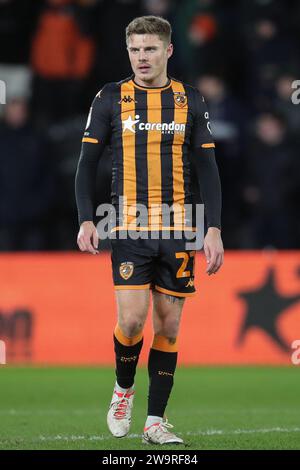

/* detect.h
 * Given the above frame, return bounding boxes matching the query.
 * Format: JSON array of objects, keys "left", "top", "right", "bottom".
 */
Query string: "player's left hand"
[{"left": 203, "top": 227, "right": 224, "bottom": 275}]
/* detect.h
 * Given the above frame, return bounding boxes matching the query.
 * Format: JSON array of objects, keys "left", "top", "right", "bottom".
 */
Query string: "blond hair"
[{"left": 126, "top": 15, "right": 172, "bottom": 45}]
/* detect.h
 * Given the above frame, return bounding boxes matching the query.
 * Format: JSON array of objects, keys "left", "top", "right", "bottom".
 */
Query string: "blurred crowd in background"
[{"left": 0, "top": 0, "right": 299, "bottom": 251}]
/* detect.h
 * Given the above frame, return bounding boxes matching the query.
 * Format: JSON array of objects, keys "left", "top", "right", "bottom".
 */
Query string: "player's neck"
[{"left": 133, "top": 73, "right": 169, "bottom": 88}]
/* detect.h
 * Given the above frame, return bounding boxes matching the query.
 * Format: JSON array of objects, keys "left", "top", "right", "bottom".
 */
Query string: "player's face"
[{"left": 127, "top": 34, "right": 173, "bottom": 85}]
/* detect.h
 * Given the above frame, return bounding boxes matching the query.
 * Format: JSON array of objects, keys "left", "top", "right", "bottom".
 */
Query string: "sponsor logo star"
[{"left": 122, "top": 115, "right": 140, "bottom": 133}]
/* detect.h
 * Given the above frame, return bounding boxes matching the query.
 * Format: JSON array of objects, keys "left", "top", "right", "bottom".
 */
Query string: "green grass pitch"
[{"left": 0, "top": 366, "right": 299, "bottom": 450}]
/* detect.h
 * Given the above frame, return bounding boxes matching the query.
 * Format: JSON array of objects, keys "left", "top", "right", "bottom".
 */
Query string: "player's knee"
[
  {"left": 155, "top": 322, "right": 178, "bottom": 339},
  {"left": 119, "top": 318, "right": 143, "bottom": 338},
  {"left": 160, "top": 316, "right": 180, "bottom": 338}
]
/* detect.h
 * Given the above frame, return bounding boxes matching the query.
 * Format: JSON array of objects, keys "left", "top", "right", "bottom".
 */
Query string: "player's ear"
[{"left": 167, "top": 43, "right": 173, "bottom": 59}]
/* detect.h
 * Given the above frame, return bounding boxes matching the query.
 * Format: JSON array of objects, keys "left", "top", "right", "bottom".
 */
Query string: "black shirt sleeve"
[
  {"left": 190, "top": 89, "right": 222, "bottom": 231},
  {"left": 75, "top": 84, "right": 112, "bottom": 226}
]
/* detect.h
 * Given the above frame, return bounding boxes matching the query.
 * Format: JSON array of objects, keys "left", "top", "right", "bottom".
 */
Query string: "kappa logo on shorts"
[
  {"left": 119, "top": 262, "right": 134, "bottom": 280},
  {"left": 185, "top": 278, "right": 194, "bottom": 288}
]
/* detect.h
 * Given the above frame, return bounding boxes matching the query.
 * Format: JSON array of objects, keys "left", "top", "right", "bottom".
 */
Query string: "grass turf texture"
[{"left": 0, "top": 366, "right": 299, "bottom": 450}]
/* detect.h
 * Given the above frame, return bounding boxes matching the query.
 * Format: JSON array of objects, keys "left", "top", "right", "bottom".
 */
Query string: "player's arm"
[
  {"left": 75, "top": 85, "right": 111, "bottom": 254},
  {"left": 191, "top": 89, "right": 224, "bottom": 275}
]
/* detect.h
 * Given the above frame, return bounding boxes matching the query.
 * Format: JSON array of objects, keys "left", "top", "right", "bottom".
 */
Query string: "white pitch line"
[
  {"left": 3, "top": 427, "right": 298, "bottom": 444},
  {"left": 39, "top": 427, "right": 300, "bottom": 441},
  {"left": 186, "top": 427, "right": 300, "bottom": 436},
  {"left": 1, "top": 408, "right": 300, "bottom": 416},
  {"left": 0, "top": 409, "right": 101, "bottom": 416}
]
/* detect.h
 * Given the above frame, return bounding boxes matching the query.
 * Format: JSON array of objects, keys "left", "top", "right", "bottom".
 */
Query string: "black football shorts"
[{"left": 110, "top": 232, "right": 196, "bottom": 297}]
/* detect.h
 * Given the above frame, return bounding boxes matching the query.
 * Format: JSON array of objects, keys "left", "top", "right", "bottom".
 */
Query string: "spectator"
[
  {"left": 0, "top": 98, "right": 57, "bottom": 250},
  {"left": 274, "top": 73, "right": 300, "bottom": 137},
  {"left": 174, "top": 0, "right": 241, "bottom": 83},
  {"left": 31, "top": 0, "right": 95, "bottom": 125},
  {"left": 243, "top": 16, "right": 298, "bottom": 109},
  {"left": 241, "top": 112, "right": 296, "bottom": 248},
  {"left": 196, "top": 74, "right": 245, "bottom": 248},
  {"left": 0, "top": 0, "right": 40, "bottom": 64}
]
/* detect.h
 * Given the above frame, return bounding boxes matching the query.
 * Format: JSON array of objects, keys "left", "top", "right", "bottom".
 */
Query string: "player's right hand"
[{"left": 77, "top": 221, "right": 99, "bottom": 254}]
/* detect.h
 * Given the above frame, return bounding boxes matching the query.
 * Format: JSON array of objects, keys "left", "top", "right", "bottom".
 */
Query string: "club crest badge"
[
  {"left": 173, "top": 92, "right": 187, "bottom": 108},
  {"left": 119, "top": 262, "right": 134, "bottom": 280}
]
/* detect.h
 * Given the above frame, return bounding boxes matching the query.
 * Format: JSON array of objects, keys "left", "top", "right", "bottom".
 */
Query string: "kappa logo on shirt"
[{"left": 118, "top": 95, "right": 137, "bottom": 104}]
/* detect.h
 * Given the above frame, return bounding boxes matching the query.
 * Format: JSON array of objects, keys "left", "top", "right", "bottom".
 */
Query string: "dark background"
[{"left": 0, "top": 0, "right": 299, "bottom": 251}]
